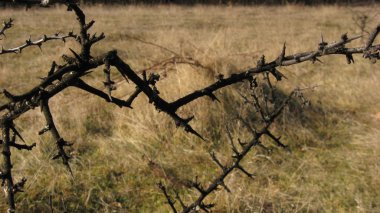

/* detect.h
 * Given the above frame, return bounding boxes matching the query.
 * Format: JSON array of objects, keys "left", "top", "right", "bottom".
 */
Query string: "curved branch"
[{"left": 0, "top": 32, "right": 77, "bottom": 55}]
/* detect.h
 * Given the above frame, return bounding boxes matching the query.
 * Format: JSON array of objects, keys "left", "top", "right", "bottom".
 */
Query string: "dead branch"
[
  {"left": 40, "top": 99, "right": 73, "bottom": 175},
  {"left": 0, "top": 32, "right": 77, "bottom": 55},
  {"left": 1, "top": 1, "right": 380, "bottom": 211},
  {"left": 159, "top": 82, "right": 295, "bottom": 212}
]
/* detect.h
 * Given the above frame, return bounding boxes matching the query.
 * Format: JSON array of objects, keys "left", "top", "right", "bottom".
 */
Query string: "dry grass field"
[{"left": 0, "top": 4, "right": 380, "bottom": 212}]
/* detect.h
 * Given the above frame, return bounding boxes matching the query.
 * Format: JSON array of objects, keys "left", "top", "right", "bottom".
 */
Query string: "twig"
[
  {"left": 0, "top": 32, "right": 77, "bottom": 55},
  {"left": 0, "top": 18, "right": 13, "bottom": 40}
]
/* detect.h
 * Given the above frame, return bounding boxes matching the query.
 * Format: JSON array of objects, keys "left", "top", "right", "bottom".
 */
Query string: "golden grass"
[{"left": 0, "top": 4, "right": 380, "bottom": 212}]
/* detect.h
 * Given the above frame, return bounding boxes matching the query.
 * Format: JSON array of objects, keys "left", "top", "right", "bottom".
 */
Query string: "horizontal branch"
[
  {"left": 0, "top": 51, "right": 112, "bottom": 125},
  {"left": 71, "top": 79, "right": 133, "bottom": 108},
  {"left": 170, "top": 38, "right": 380, "bottom": 110},
  {"left": 0, "top": 32, "right": 77, "bottom": 55}
]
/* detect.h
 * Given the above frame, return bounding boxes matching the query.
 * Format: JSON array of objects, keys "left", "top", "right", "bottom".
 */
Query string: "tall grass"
[{"left": 0, "top": 4, "right": 379, "bottom": 212}]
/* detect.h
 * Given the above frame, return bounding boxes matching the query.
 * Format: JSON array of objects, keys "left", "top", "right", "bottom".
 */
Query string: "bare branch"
[
  {"left": 1, "top": 3, "right": 380, "bottom": 212},
  {"left": 40, "top": 99, "right": 73, "bottom": 175},
  {"left": 175, "top": 90, "right": 294, "bottom": 213},
  {"left": 158, "top": 182, "right": 177, "bottom": 213},
  {"left": 0, "top": 32, "right": 77, "bottom": 55},
  {"left": 71, "top": 79, "right": 133, "bottom": 108},
  {"left": 365, "top": 23, "right": 380, "bottom": 50}
]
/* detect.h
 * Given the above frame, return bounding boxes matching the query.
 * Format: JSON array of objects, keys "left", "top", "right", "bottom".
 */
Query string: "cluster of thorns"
[{"left": 1, "top": 1, "right": 380, "bottom": 212}]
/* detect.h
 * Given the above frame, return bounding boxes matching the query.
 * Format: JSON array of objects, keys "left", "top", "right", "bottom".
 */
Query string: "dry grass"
[{"left": 0, "top": 4, "right": 380, "bottom": 212}]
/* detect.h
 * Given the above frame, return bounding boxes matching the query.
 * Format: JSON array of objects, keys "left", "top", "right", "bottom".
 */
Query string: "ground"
[{"left": 0, "top": 4, "right": 379, "bottom": 212}]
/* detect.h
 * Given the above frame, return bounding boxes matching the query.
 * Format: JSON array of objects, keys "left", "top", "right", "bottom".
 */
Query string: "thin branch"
[
  {"left": 40, "top": 99, "right": 73, "bottom": 175},
  {"left": 71, "top": 79, "right": 133, "bottom": 108},
  {"left": 177, "top": 90, "right": 295, "bottom": 213},
  {"left": 0, "top": 32, "right": 77, "bottom": 55},
  {"left": 158, "top": 182, "right": 177, "bottom": 213},
  {"left": 365, "top": 23, "right": 380, "bottom": 50},
  {"left": 170, "top": 34, "right": 371, "bottom": 111},
  {"left": 123, "top": 34, "right": 179, "bottom": 56}
]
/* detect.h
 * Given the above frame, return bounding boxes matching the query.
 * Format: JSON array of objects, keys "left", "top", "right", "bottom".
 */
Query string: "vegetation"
[{"left": 0, "top": 4, "right": 379, "bottom": 212}]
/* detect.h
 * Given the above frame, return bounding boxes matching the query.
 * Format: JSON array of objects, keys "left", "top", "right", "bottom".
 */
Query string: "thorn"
[
  {"left": 37, "top": 43, "right": 42, "bottom": 51},
  {"left": 219, "top": 181, "right": 231, "bottom": 193},
  {"left": 346, "top": 53, "right": 354, "bottom": 64},
  {"left": 341, "top": 33, "right": 348, "bottom": 42},
  {"left": 38, "top": 125, "right": 51, "bottom": 135},
  {"left": 257, "top": 55, "right": 265, "bottom": 68},
  {"left": 183, "top": 116, "right": 194, "bottom": 124},
  {"left": 319, "top": 34, "right": 328, "bottom": 50},
  {"left": 312, "top": 56, "right": 323, "bottom": 64},
  {"left": 10, "top": 124, "right": 25, "bottom": 143},
  {"left": 48, "top": 61, "right": 57, "bottom": 76},
  {"left": 69, "top": 48, "right": 83, "bottom": 63},
  {"left": 2, "top": 89, "right": 15, "bottom": 101},
  {"left": 236, "top": 164, "right": 254, "bottom": 179},
  {"left": 207, "top": 92, "right": 220, "bottom": 102},
  {"left": 174, "top": 115, "right": 205, "bottom": 141},
  {"left": 52, "top": 154, "right": 60, "bottom": 160},
  {"left": 209, "top": 151, "right": 226, "bottom": 171},
  {"left": 269, "top": 68, "right": 287, "bottom": 81},
  {"left": 265, "top": 130, "right": 289, "bottom": 150},
  {"left": 184, "top": 124, "right": 205, "bottom": 141},
  {"left": 216, "top": 74, "right": 224, "bottom": 81}
]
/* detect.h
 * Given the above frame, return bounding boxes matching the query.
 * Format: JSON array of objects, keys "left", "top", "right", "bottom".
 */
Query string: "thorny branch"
[
  {"left": 1, "top": 1, "right": 380, "bottom": 211},
  {"left": 40, "top": 99, "right": 73, "bottom": 175},
  {"left": 0, "top": 16, "right": 77, "bottom": 55},
  {"left": 0, "top": 32, "right": 77, "bottom": 55},
  {"left": 159, "top": 82, "right": 296, "bottom": 213}
]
